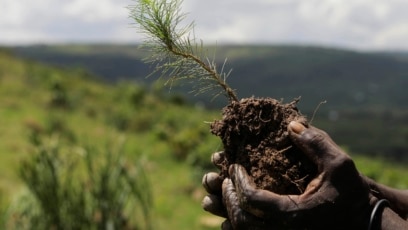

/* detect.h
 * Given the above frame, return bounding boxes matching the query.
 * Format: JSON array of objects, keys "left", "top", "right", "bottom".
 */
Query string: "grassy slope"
[
  {"left": 11, "top": 44, "right": 408, "bottom": 110},
  {"left": 0, "top": 50, "right": 407, "bottom": 229},
  {"left": 11, "top": 45, "right": 408, "bottom": 160},
  {"left": 0, "top": 49, "right": 224, "bottom": 229}
]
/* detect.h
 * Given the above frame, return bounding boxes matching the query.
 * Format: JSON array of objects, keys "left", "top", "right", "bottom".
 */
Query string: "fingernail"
[
  {"left": 211, "top": 151, "right": 223, "bottom": 164},
  {"left": 202, "top": 196, "right": 212, "bottom": 210},
  {"left": 289, "top": 121, "right": 305, "bottom": 134},
  {"left": 202, "top": 172, "right": 223, "bottom": 193},
  {"left": 228, "top": 164, "right": 236, "bottom": 176}
]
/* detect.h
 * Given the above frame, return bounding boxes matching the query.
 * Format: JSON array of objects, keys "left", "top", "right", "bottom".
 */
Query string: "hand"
[
  {"left": 202, "top": 151, "right": 276, "bottom": 230},
  {"left": 201, "top": 151, "right": 229, "bottom": 227},
  {"left": 203, "top": 121, "right": 374, "bottom": 229}
]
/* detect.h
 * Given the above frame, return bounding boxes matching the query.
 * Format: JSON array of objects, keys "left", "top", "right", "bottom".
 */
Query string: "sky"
[{"left": 2, "top": 0, "right": 408, "bottom": 51}]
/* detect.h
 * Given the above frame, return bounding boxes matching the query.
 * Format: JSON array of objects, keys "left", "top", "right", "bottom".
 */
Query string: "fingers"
[
  {"left": 229, "top": 164, "right": 271, "bottom": 217},
  {"left": 202, "top": 175, "right": 269, "bottom": 227},
  {"left": 229, "top": 164, "right": 298, "bottom": 218},
  {"left": 288, "top": 121, "right": 349, "bottom": 171},
  {"left": 202, "top": 151, "right": 226, "bottom": 194},
  {"left": 225, "top": 166, "right": 306, "bottom": 229},
  {"left": 222, "top": 178, "right": 245, "bottom": 224},
  {"left": 288, "top": 121, "right": 365, "bottom": 195},
  {"left": 201, "top": 173, "right": 228, "bottom": 219},
  {"left": 201, "top": 173, "right": 226, "bottom": 218},
  {"left": 222, "top": 178, "right": 269, "bottom": 230},
  {"left": 202, "top": 194, "right": 227, "bottom": 218},
  {"left": 202, "top": 151, "right": 227, "bottom": 217},
  {"left": 228, "top": 164, "right": 258, "bottom": 202},
  {"left": 227, "top": 164, "right": 334, "bottom": 227}
]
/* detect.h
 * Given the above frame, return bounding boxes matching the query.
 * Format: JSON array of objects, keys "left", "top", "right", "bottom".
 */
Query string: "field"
[
  {"left": 12, "top": 44, "right": 408, "bottom": 161},
  {"left": 0, "top": 48, "right": 407, "bottom": 229}
]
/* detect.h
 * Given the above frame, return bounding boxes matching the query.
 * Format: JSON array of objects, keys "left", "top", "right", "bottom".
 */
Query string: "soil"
[{"left": 211, "top": 97, "right": 317, "bottom": 194}]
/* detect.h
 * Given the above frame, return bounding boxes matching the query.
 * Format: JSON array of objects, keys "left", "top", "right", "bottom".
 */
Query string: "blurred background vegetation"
[{"left": 0, "top": 45, "right": 407, "bottom": 229}]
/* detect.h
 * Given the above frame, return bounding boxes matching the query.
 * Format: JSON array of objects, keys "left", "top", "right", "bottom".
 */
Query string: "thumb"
[{"left": 288, "top": 121, "right": 344, "bottom": 170}]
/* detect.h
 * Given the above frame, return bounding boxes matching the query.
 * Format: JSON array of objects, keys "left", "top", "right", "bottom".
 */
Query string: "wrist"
[
  {"left": 368, "top": 199, "right": 390, "bottom": 230},
  {"left": 380, "top": 207, "right": 408, "bottom": 230},
  {"left": 367, "top": 197, "right": 408, "bottom": 230}
]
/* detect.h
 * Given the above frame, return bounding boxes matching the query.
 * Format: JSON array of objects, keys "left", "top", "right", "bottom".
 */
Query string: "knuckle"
[
  {"left": 309, "top": 131, "right": 326, "bottom": 145},
  {"left": 333, "top": 154, "right": 354, "bottom": 169},
  {"left": 303, "top": 128, "right": 326, "bottom": 145}
]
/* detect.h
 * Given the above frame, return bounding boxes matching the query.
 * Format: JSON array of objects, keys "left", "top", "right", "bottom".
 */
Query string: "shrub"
[{"left": 6, "top": 137, "right": 152, "bottom": 230}]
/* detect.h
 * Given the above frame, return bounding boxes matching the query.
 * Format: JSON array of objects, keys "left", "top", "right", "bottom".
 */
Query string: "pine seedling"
[
  {"left": 129, "top": 0, "right": 318, "bottom": 198},
  {"left": 128, "top": 0, "right": 238, "bottom": 102}
]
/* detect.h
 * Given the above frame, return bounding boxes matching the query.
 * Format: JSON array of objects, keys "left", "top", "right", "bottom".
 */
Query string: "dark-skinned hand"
[{"left": 202, "top": 121, "right": 375, "bottom": 229}]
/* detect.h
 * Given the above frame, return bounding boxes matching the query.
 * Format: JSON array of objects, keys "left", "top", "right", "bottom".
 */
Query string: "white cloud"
[
  {"left": 373, "top": 23, "right": 408, "bottom": 49},
  {"left": 0, "top": 0, "right": 134, "bottom": 45},
  {"left": 184, "top": 0, "right": 408, "bottom": 50},
  {"left": 64, "top": 0, "right": 127, "bottom": 22},
  {"left": 1, "top": 0, "right": 408, "bottom": 50}
]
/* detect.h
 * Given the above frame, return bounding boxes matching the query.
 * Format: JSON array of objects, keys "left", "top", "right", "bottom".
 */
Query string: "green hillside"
[
  {"left": 0, "top": 49, "right": 224, "bottom": 229},
  {"left": 10, "top": 45, "right": 408, "bottom": 160},
  {"left": 11, "top": 44, "right": 408, "bottom": 110},
  {"left": 0, "top": 48, "right": 407, "bottom": 229}
]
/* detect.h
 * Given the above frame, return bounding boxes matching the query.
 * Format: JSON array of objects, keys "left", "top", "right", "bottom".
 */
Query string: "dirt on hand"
[{"left": 211, "top": 97, "right": 317, "bottom": 194}]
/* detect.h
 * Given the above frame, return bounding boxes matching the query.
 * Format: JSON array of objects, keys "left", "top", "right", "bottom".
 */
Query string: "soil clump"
[{"left": 211, "top": 97, "right": 317, "bottom": 194}]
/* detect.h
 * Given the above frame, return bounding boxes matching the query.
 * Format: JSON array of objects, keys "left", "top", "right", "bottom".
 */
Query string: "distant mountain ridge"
[
  {"left": 10, "top": 44, "right": 408, "bottom": 111},
  {"left": 5, "top": 44, "right": 408, "bottom": 161}
]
